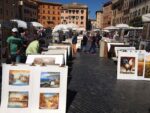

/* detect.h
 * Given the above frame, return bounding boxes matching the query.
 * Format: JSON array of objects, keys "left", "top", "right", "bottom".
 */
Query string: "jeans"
[
  {"left": 89, "top": 44, "right": 96, "bottom": 53},
  {"left": 11, "top": 54, "right": 20, "bottom": 63}
]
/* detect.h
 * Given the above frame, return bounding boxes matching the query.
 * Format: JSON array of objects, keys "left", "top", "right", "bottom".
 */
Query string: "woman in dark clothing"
[
  {"left": 82, "top": 35, "right": 88, "bottom": 52},
  {"left": 89, "top": 35, "right": 97, "bottom": 54}
]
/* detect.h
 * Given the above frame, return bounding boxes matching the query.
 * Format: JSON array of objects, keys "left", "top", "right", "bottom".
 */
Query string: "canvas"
[{"left": 117, "top": 51, "right": 138, "bottom": 80}]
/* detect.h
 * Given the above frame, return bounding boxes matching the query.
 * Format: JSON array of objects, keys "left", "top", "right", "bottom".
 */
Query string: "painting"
[
  {"left": 120, "top": 57, "right": 135, "bottom": 74},
  {"left": 9, "top": 70, "right": 30, "bottom": 86},
  {"left": 138, "top": 53, "right": 145, "bottom": 76},
  {"left": 39, "top": 93, "right": 59, "bottom": 109},
  {"left": 40, "top": 72, "right": 60, "bottom": 88},
  {"left": 33, "top": 57, "right": 55, "bottom": 65},
  {"left": 144, "top": 55, "right": 150, "bottom": 78},
  {"left": 8, "top": 91, "right": 28, "bottom": 108}
]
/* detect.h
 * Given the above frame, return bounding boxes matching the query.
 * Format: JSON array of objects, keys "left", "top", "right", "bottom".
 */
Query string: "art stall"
[
  {"left": 117, "top": 50, "right": 150, "bottom": 81},
  {"left": 0, "top": 63, "right": 68, "bottom": 113}
]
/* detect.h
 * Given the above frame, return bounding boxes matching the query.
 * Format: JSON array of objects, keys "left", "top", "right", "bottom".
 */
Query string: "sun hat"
[{"left": 12, "top": 28, "right": 18, "bottom": 32}]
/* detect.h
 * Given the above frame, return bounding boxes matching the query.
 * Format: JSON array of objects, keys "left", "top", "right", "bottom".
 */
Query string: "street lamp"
[{"left": 18, "top": 0, "right": 23, "bottom": 20}]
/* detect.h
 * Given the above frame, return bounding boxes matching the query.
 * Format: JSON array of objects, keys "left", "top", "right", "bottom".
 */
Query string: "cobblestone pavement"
[
  {"left": 1, "top": 52, "right": 150, "bottom": 113},
  {"left": 67, "top": 52, "right": 150, "bottom": 113}
]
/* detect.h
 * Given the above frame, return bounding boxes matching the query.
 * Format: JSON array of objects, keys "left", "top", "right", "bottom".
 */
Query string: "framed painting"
[
  {"left": 26, "top": 55, "right": 64, "bottom": 66},
  {"left": 117, "top": 51, "right": 138, "bottom": 80}
]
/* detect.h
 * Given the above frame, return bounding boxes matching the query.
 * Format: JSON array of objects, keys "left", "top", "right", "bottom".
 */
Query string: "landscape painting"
[
  {"left": 33, "top": 57, "right": 55, "bottom": 65},
  {"left": 120, "top": 57, "right": 135, "bottom": 74},
  {"left": 8, "top": 91, "right": 28, "bottom": 108},
  {"left": 144, "top": 55, "right": 150, "bottom": 78},
  {"left": 9, "top": 70, "right": 30, "bottom": 86},
  {"left": 138, "top": 53, "right": 145, "bottom": 76},
  {"left": 40, "top": 72, "right": 60, "bottom": 88},
  {"left": 39, "top": 93, "right": 59, "bottom": 109}
]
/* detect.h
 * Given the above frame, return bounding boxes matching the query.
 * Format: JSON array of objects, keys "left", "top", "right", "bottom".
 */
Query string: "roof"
[
  {"left": 103, "top": 1, "right": 112, "bottom": 7},
  {"left": 96, "top": 10, "right": 103, "bottom": 14},
  {"left": 37, "top": 0, "right": 62, "bottom": 6},
  {"left": 62, "top": 3, "right": 88, "bottom": 9}
]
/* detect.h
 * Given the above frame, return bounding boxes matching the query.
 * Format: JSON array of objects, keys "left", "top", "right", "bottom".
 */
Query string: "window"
[
  {"left": 142, "top": 7, "right": 145, "bottom": 14},
  {"left": 65, "top": 10, "right": 68, "bottom": 13},
  {"left": 43, "top": 5, "right": 45, "bottom": 8},
  {"left": 81, "top": 22, "right": 83, "bottom": 24},
  {"left": 81, "top": 10, "right": 84, "bottom": 14},
  {"left": 72, "top": 10, "right": 75, "bottom": 14},
  {"left": 76, "top": 10, "right": 79, "bottom": 14},
  {"left": 146, "top": 6, "right": 149, "bottom": 13},
  {"left": 53, "top": 11, "right": 55, "bottom": 14},
  {"left": 48, "top": 11, "right": 50, "bottom": 14},
  {"left": 43, "top": 10, "right": 45, "bottom": 14},
  {"left": 81, "top": 16, "right": 84, "bottom": 20},
  {"left": 0, "top": 8, "right": 3, "bottom": 15},
  {"left": 53, "top": 17, "right": 56, "bottom": 20},
  {"left": 69, "top": 10, "right": 71, "bottom": 14},
  {"left": 43, "top": 16, "right": 46, "bottom": 19},
  {"left": 138, "top": 9, "right": 141, "bottom": 15}
]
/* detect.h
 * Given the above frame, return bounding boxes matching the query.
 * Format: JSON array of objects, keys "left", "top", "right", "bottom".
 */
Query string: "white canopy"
[
  {"left": 129, "top": 26, "right": 143, "bottom": 30},
  {"left": 31, "top": 22, "right": 43, "bottom": 28},
  {"left": 116, "top": 23, "right": 129, "bottom": 29},
  {"left": 53, "top": 24, "right": 68, "bottom": 32},
  {"left": 66, "top": 23, "right": 79, "bottom": 30},
  {"left": 142, "top": 13, "right": 150, "bottom": 22},
  {"left": 77, "top": 27, "right": 86, "bottom": 31},
  {"left": 11, "top": 19, "right": 27, "bottom": 29},
  {"left": 102, "top": 30, "right": 110, "bottom": 32},
  {"left": 104, "top": 26, "right": 119, "bottom": 30}
]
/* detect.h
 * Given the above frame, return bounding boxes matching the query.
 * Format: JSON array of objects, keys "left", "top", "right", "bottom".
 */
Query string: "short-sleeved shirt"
[
  {"left": 7, "top": 36, "right": 22, "bottom": 54},
  {"left": 26, "top": 40, "right": 39, "bottom": 55}
]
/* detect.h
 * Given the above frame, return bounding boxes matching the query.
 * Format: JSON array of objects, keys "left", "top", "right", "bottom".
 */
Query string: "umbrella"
[
  {"left": 116, "top": 24, "right": 129, "bottom": 29},
  {"left": 11, "top": 19, "right": 27, "bottom": 29},
  {"left": 102, "top": 30, "right": 110, "bottom": 32},
  {"left": 31, "top": 22, "right": 43, "bottom": 28},
  {"left": 142, "top": 13, "right": 150, "bottom": 22},
  {"left": 66, "top": 23, "right": 78, "bottom": 30},
  {"left": 104, "top": 26, "right": 119, "bottom": 30},
  {"left": 53, "top": 24, "right": 67, "bottom": 32}
]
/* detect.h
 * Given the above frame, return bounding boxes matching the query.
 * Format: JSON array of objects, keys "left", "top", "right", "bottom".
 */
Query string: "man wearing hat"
[{"left": 7, "top": 28, "right": 22, "bottom": 63}]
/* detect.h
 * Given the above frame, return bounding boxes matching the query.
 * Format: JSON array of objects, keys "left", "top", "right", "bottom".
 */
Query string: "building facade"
[
  {"left": 90, "top": 19, "right": 97, "bottom": 29},
  {"left": 22, "top": 0, "right": 38, "bottom": 22},
  {"left": 122, "top": 0, "right": 130, "bottom": 24},
  {"left": 96, "top": 11, "right": 103, "bottom": 29},
  {"left": 37, "top": 1, "right": 62, "bottom": 28},
  {"left": 129, "top": 0, "right": 150, "bottom": 26},
  {"left": 102, "top": 1, "right": 112, "bottom": 28},
  {"left": 112, "top": 0, "right": 123, "bottom": 25},
  {"left": 0, "top": 0, "right": 19, "bottom": 20},
  {"left": 61, "top": 3, "right": 88, "bottom": 30}
]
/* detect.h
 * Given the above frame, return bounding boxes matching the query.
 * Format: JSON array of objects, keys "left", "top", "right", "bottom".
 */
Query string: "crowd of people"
[
  {"left": 6, "top": 27, "right": 46, "bottom": 64},
  {"left": 71, "top": 31, "right": 102, "bottom": 57}
]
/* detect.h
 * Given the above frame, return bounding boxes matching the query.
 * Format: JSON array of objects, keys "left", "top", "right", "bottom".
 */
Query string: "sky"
[{"left": 43, "top": 0, "right": 109, "bottom": 19}]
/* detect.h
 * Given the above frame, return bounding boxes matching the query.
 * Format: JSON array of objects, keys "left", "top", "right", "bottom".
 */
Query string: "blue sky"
[{"left": 43, "top": 0, "right": 109, "bottom": 19}]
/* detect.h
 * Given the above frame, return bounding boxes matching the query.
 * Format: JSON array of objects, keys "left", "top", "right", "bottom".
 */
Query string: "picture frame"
[
  {"left": 144, "top": 53, "right": 150, "bottom": 80},
  {"left": 115, "top": 47, "right": 135, "bottom": 57},
  {"left": 117, "top": 51, "right": 138, "bottom": 80},
  {"left": 26, "top": 55, "right": 64, "bottom": 66},
  {"left": 1, "top": 64, "right": 68, "bottom": 113},
  {"left": 41, "top": 49, "right": 67, "bottom": 65},
  {"left": 48, "top": 45, "right": 71, "bottom": 57}
]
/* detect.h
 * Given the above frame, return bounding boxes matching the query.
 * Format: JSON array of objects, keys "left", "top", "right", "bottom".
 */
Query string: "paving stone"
[{"left": 67, "top": 52, "right": 150, "bottom": 113}]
